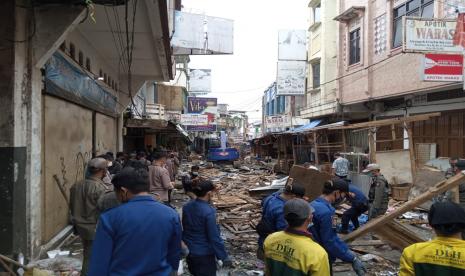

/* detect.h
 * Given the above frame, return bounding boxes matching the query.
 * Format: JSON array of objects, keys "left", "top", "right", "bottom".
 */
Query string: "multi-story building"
[
  {"left": 335, "top": 0, "right": 465, "bottom": 157},
  {"left": 299, "top": 0, "right": 339, "bottom": 120},
  {"left": 0, "top": 0, "right": 179, "bottom": 258}
]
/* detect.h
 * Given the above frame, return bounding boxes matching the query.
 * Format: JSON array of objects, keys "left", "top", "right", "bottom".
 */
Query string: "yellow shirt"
[
  {"left": 399, "top": 236, "right": 465, "bottom": 276},
  {"left": 264, "top": 230, "right": 330, "bottom": 276}
]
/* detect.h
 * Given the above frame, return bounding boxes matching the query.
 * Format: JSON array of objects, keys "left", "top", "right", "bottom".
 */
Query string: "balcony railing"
[{"left": 145, "top": 103, "right": 165, "bottom": 120}]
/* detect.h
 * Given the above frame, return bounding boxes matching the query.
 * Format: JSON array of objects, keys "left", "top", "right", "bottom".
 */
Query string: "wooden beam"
[
  {"left": 375, "top": 220, "right": 424, "bottom": 250},
  {"left": 313, "top": 132, "right": 319, "bottom": 165},
  {"left": 333, "top": 112, "right": 441, "bottom": 130},
  {"left": 343, "top": 172, "right": 465, "bottom": 242},
  {"left": 406, "top": 123, "right": 417, "bottom": 182},
  {"left": 391, "top": 124, "right": 396, "bottom": 141},
  {"left": 368, "top": 128, "right": 376, "bottom": 163}
]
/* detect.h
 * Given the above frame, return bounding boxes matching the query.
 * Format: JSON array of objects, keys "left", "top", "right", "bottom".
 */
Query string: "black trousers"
[
  {"left": 186, "top": 254, "right": 217, "bottom": 276},
  {"left": 341, "top": 203, "right": 368, "bottom": 231}
]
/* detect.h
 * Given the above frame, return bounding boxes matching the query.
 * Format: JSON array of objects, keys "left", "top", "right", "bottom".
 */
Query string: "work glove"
[
  {"left": 222, "top": 257, "right": 234, "bottom": 268},
  {"left": 352, "top": 257, "right": 366, "bottom": 276}
]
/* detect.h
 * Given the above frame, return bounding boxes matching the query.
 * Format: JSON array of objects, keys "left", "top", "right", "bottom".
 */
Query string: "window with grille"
[
  {"left": 312, "top": 62, "right": 320, "bottom": 88},
  {"left": 78, "top": 51, "right": 83, "bottom": 66},
  {"left": 392, "top": 0, "right": 434, "bottom": 48},
  {"left": 69, "top": 43, "right": 75, "bottom": 60},
  {"left": 349, "top": 28, "right": 361, "bottom": 65}
]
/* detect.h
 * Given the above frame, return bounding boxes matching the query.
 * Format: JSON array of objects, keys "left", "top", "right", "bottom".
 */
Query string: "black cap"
[
  {"left": 428, "top": 201, "right": 465, "bottom": 226},
  {"left": 194, "top": 179, "right": 216, "bottom": 193},
  {"left": 456, "top": 160, "right": 465, "bottom": 170},
  {"left": 331, "top": 178, "right": 349, "bottom": 193}
]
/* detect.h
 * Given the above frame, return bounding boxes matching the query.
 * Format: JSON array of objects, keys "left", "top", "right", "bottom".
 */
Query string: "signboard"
[
  {"left": 171, "top": 11, "right": 234, "bottom": 55},
  {"left": 276, "top": 61, "right": 306, "bottom": 95},
  {"left": 278, "top": 30, "right": 307, "bottom": 61},
  {"left": 186, "top": 97, "right": 218, "bottom": 131},
  {"left": 265, "top": 115, "right": 291, "bottom": 129},
  {"left": 189, "top": 69, "right": 211, "bottom": 93},
  {"left": 218, "top": 103, "right": 228, "bottom": 115},
  {"left": 423, "top": 53, "right": 463, "bottom": 82},
  {"left": 165, "top": 111, "right": 182, "bottom": 123},
  {"left": 180, "top": 114, "right": 208, "bottom": 125},
  {"left": 404, "top": 17, "right": 462, "bottom": 53}
]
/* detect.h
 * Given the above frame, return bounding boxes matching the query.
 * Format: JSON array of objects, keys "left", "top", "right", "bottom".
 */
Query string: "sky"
[{"left": 182, "top": 0, "right": 309, "bottom": 123}]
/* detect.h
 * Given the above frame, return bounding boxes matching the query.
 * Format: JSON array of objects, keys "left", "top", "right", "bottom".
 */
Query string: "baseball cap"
[
  {"left": 88, "top": 157, "right": 109, "bottom": 170},
  {"left": 428, "top": 201, "right": 465, "bottom": 226},
  {"left": 324, "top": 178, "right": 349, "bottom": 193},
  {"left": 284, "top": 199, "right": 313, "bottom": 220},
  {"left": 363, "top": 163, "right": 380, "bottom": 173}
]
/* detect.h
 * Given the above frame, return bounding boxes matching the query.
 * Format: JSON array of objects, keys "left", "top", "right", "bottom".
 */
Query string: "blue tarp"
[
  {"left": 289, "top": 119, "right": 322, "bottom": 133},
  {"left": 45, "top": 53, "right": 118, "bottom": 115}
]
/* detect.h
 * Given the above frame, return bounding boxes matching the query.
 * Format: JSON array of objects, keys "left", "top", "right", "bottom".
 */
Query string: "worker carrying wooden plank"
[{"left": 399, "top": 201, "right": 465, "bottom": 276}]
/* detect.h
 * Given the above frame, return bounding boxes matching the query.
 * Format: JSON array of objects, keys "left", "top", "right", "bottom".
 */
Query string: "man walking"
[
  {"left": 332, "top": 153, "right": 349, "bottom": 179},
  {"left": 363, "top": 164, "right": 389, "bottom": 219},
  {"left": 148, "top": 151, "right": 173, "bottom": 204},
  {"left": 89, "top": 167, "right": 182, "bottom": 275},
  {"left": 70, "top": 158, "right": 108, "bottom": 276},
  {"left": 264, "top": 199, "right": 330, "bottom": 276},
  {"left": 399, "top": 201, "right": 465, "bottom": 275}
]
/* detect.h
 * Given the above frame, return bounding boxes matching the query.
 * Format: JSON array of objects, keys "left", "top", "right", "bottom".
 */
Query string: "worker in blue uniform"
[
  {"left": 256, "top": 180, "right": 306, "bottom": 260},
  {"left": 182, "top": 179, "right": 233, "bottom": 276},
  {"left": 88, "top": 167, "right": 182, "bottom": 276},
  {"left": 310, "top": 179, "right": 366, "bottom": 276},
  {"left": 340, "top": 184, "right": 369, "bottom": 234}
]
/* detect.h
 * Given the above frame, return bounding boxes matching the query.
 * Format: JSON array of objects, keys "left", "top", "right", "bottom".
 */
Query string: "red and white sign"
[{"left": 423, "top": 53, "right": 463, "bottom": 82}]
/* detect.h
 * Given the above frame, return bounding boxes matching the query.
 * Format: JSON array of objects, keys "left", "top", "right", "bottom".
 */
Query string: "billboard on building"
[
  {"left": 165, "top": 111, "right": 182, "bottom": 123},
  {"left": 189, "top": 69, "right": 211, "bottom": 94},
  {"left": 186, "top": 97, "right": 218, "bottom": 131},
  {"left": 404, "top": 17, "right": 462, "bottom": 53},
  {"left": 218, "top": 103, "right": 228, "bottom": 115},
  {"left": 276, "top": 61, "right": 306, "bottom": 95},
  {"left": 265, "top": 115, "right": 291, "bottom": 129},
  {"left": 171, "top": 11, "right": 234, "bottom": 55},
  {"left": 180, "top": 114, "right": 209, "bottom": 125},
  {"left": 278, "top": 30, "right": 307, "bottom": 61},
  {"left": 422, "top": 53, "right": 463, "bottom": 82}
]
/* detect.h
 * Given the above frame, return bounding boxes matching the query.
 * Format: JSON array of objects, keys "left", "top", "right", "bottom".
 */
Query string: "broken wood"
[
  {"left": 375, "top": 220, "right": 424, "bottom": 250},
  {"left": 0, "top": 257, "right": 15, "bottom": 276},
  {"left": 349, "top": 240, "right": 386, "bottom": 246},
  {"left": 334, "top": 112, "right": 441, "bottom": 130},
  {"left": 343, "top": 172, "right": 465, "bottom": 243}
]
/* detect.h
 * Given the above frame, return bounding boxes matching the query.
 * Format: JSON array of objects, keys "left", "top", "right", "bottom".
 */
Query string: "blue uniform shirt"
[
  {"left": 258, "top": 192, "right": 287, "bottom": 246},
  {"left": 89, "top": 195, "right": 182, "bottom": 276},
  {"left": 309, "top": 197, "right": 355, "bottom": 263},
  {"left": 182, "top": 199, "right": 228, "bottom": 260},
  {"left": 348, "top": 185, "right": 368, "bottom": 205}
]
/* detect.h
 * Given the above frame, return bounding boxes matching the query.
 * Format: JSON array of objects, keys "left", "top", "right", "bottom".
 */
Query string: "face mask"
[
  {"left": 108, "top": 161, "right": 113, "bottom": 167},
  {"left": 192, "top": 172, "right": 199, "bottom": 177}
]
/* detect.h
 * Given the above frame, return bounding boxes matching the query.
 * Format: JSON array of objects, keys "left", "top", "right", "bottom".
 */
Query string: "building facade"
[
  {"left": 0, "top": 0, "right": 179, "bottom": 258},
  {"left": 299, "top": 0, "right": 339, "bottom": 120},
  {"left": 335, "top": 0, "right": 465, "bottom": 157}
]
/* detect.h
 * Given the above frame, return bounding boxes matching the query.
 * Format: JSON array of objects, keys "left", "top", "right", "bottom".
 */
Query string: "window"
[
  {"left": 104, "top": 73, "right": 107, "bottom": 83},
  {"left": 99, "top": 69, "right": 103, "bottom": 78},
  {"left": 59, "top": 41, "right": 66, "bottom": 51},
  {"left": 312, "top": 62, "right": 320, "bottom": 88},
  {"left": 349, "top": 28, "right": 361, "bottom": 65},
  {"left": 313, "top": 4, "right": 321, "bottom": 23},
  {"left": 85, "top": 58, "right": 91, "bottom": 71},
  {"left": 69, "top": 43, "right": 75, "bottom": 60},
  {"left": 393, "top": 0, "right": 434, "bottom": 48},
  {"left": 78, "top": 51, "right": 83, "bottom": 66}
]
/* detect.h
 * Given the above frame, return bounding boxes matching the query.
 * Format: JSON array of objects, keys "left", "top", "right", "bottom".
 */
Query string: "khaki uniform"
[
  {"left": 70, "top": 176, "right": 107, "bottom": 276},
  {"left": 368, "top": 174, "right": 389, "bottom": 219},
  {"left": 148, "top": 165, "right": 173, "bottom": 202}
]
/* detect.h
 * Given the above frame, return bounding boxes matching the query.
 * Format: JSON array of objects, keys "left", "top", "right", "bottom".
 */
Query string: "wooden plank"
[
  {"left": 349, "top": 240, "right": 386, "bottom": 246},
  {"left": 343, "top": 172, "right": 465, "bottom": 242},
  {"left": 391, "top": 124, "right": 396, "bottom": 141},
  {"left": 334, "top": 113, "right": 441, "bottom": 130},
  {"left": 313, "top": 132, "right": 319, "bottom": 165},
  {"left": 375, "top": 220, "right": 424, "bottom": 250},
  {"left": 289, "top": 165, "right": 331, "bottom": 201}
]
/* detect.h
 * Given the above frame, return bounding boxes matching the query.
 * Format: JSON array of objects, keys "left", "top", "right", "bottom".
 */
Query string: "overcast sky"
[{"left": 182, "top": 0, "right": 309, "bottom": 123}]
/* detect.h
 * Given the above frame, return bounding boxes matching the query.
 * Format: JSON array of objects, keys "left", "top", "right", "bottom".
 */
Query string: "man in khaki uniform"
[
  {"left": 363, "top": 163, "right": 389, "bottom": 219},
  {"left": 70, "top": 158, "right": 109, "bottom": 276},
  {"left": 148, "top": 151, "right": 173, "bottom": 205}
]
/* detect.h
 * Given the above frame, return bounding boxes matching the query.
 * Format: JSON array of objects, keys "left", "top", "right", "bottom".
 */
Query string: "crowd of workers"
[{"left": 68, "top": 149, "right": 465, "bottom": 276}]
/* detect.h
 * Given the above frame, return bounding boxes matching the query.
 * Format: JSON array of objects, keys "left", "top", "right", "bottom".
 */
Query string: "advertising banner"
[
  {"left": 186, "top": 97, "right": 218, "bottom": 131},
  {"left": 171, "top": 11, "right": 234, "bottom": 55},
  {"left": 165, "top": 111, "right": 182, "bottom": 122},
  {"left": 189, "top": 69, "right": 211, "bottom": 93},
  {"left": 423, "top": 53, "right": 463, "bottom": 82},
  {"left": 276, "top": 61, "right": 306, "bottom": 95},
  {"left": 278, "top": 30, "right": 307, "bottom": 61},
  {"left": 404, "top": 17, "right": 461, "bottom": 53},
  {"left": 265, "top": 115, "right": 291, "bottom": 129},
  {"left": 180, "top": 114, "right": 209, "bottom": 125}
]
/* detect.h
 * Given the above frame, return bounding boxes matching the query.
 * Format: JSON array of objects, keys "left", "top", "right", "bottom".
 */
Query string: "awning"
[{"left": 288, "top": 119, "right": 322, "bottom": 133}]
